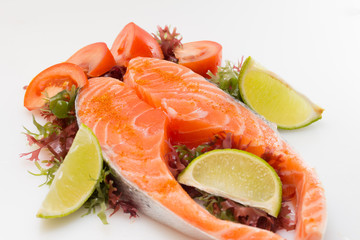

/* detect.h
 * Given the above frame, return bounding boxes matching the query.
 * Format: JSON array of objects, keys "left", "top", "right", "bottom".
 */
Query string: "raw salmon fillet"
[
  {"left": 76, "top": 77, "right": 283, "bottom": 240},
  {"left": 124, "top": 57, "right": 327, "bottom": 240}
]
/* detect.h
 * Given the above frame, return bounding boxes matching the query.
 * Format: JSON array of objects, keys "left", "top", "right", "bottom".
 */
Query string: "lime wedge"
[
  {"left": 37, "top": 124, "right": 102, "bottom": 218},
  {"left": 238, "top": 57, "right": 324, "bottom": 129},
  {"left": 177, "top": 149, "right": 282, "bottom": 217}
]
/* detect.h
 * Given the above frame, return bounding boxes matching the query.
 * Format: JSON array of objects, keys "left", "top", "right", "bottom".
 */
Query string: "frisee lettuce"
[
  {"left": 24, "top": 115, "right": 60, "bottom": 139},
  {"left": 207, "top": 60, "right": 243, "bottom": 100},
  {"left": 28, "top": 159, "right": 61, "bottom": 186},
  {"left": 153, "top": 25, "right": 182, "bottom": 63},
  {"left": 83, "top": 164, "right": 113, "bottom": 224},
  {"left": 196, "top": 193, "right": 235, "bottom": 222}
]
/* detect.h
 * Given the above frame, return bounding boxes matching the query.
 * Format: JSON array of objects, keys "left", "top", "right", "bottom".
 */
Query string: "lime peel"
[
  {"left": 36, "top": 123, "right": 103, "bottom": 218},
  {"left": 238, "top": 56, "right": 324, "bottom": 129},
  {"left": 177, "top": 149, "right": 282, "bottom": 217}
]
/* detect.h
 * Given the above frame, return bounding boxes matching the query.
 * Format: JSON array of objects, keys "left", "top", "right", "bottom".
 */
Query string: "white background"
[{"left": 1, "top": 0, "right": 359, "bottom": 239}]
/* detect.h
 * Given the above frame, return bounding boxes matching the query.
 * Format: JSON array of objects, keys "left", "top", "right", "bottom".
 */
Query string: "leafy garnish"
[
  {"left": 166, "top": 132, "right": 232, "bottom": 177},
  {"left": 196, "top": 193, "right": 235, "bottom": 222},
  {"left": 208, "top": 59, "right": 244, "bottom": 100},
  {"left": 21, "top": 120, "right": 78, "bottom": 163},
  {"left": 83, "top": 165, "right": 112, "bottom": 224},
  {"left": 21, "top": 113, "right": 78, "bottom": 186},
  {"left": 24, "top": 115, "right": 60, "bottom": 139},
  {"left": 186, "top": 188, "right": 295, "bottom": 232},
  {"left": 107, "top": 178, "right": 138, "bottom": 218},
  {"left": 28, "top": 158, "right": 61, "bottom": 186},
  {"left": 83, "top": 163, "right": 138, "bottom": 224},
  {"left": 21, "top": 87, "right": 79, "bottom": 165},
  {"left": 153, "top": 25, "right": 182, "bottom": 63},
  {"left": 103, "top": 65, "right": 127, "bottom": 81}
]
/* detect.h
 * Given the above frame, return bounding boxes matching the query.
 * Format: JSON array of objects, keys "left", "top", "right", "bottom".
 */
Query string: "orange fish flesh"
[
  {"left": 124, "top": 57, "right": 327, "bottom": 240},
  {"left": 76, "top": 77, "right": 285, "bottom": 239}
]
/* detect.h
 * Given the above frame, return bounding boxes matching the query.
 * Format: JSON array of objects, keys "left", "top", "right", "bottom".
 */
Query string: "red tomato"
[
  {"left": 66, "top": 42, "right": 116, "bottom": 77},
  {"left": 110, "top": 22, "right": 164, "bottom": 67},
  {"left": 174, "top": 41, "right": 222, "bottom": 78},
  {"left": 24, "top": 63, "right": 88, "bottom": 110}
]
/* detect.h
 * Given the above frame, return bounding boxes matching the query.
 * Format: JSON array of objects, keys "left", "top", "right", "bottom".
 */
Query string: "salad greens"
[
  {"left": 153, "top": 25, "right": 182, "bottom": 63},
  {"left": 207, "top": 59, "right": 244, "bottom": 100},
  {"left": 21, "top": 87, "right": 137, "bottom": 223}
]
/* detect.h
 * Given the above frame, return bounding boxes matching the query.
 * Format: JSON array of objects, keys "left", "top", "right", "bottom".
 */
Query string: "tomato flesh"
[
  {"left": 111, "top": 22, "right": 163, "bottom": 67},
  {"left": 67, "top": 42, "right": 116, "bottom": 77},
  {"left": 24, "top": 63, "right": 88, "bottom": 110},
  {"left": 174, "top": 41, "right": 222, "bottom": 78}
]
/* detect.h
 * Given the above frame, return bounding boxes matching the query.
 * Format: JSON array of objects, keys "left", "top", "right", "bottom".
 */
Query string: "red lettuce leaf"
[
  {"left": 107, "top": 178, "right": 138, "bottom": 218},
  {"left": 153, "top": 25, "right": 182, "bottom": 63}
]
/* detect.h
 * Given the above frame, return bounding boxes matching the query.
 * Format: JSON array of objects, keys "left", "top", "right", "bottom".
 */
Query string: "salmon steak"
[{"left": 76, "top": 57, "right": 326, "bottom": 239}]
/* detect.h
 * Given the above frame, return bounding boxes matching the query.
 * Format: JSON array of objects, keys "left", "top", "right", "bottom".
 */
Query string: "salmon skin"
[
  {"left": 76, "top": 77, "right": 284, "bottom": 240},
  {"left": 124, "top": 57, "right": 327, "bottom": 240}
]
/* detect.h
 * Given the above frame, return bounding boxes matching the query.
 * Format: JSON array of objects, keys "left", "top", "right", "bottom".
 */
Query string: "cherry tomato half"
[
  {"left": 110, "top": 22, "right": 164, "bottom": 67},
  {"left": 67, "top": 42, "right": 116, "bottom": 77},
  {"left": 174, "top": 41, "right": 222, "bottom": 78},
  {"left": 24, "top": 63, "right": 88, "bottom": 110}
]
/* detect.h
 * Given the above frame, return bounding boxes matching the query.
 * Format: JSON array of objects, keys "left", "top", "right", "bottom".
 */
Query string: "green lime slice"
[
  {"left": 239, "top": 56, "right": 324, "bottom": 129},
  {"left": 177, "top": 149, "right": 282, "bottom": 217},
  {"left": 37, "top": 123, "right": 102, "bottom": 218}
]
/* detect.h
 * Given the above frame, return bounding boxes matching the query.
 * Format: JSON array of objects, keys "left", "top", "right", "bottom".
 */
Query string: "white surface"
[{"left": 1, "top": 0, "right": 359, "bottom": 239}]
